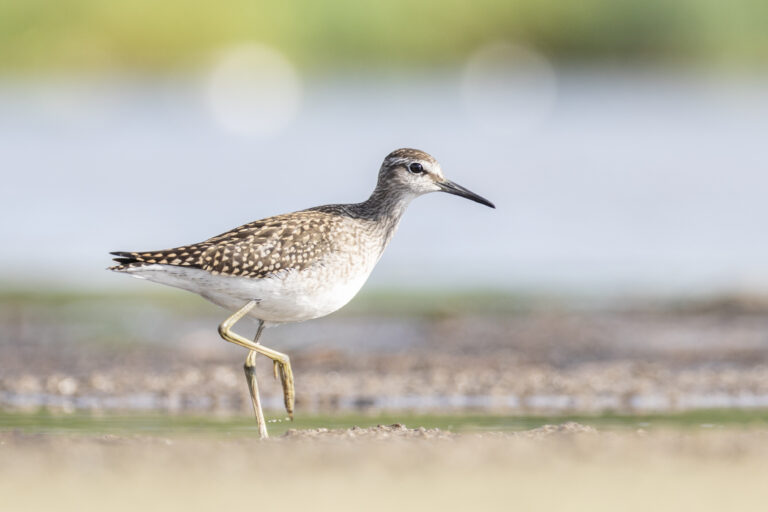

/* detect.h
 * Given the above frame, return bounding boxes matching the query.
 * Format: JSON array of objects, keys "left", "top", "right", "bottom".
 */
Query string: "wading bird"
[{"left": 110, "top": 148, "right": 494, "bottom": 438}]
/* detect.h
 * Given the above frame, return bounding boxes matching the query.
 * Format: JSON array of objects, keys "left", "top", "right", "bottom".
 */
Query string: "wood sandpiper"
[{"left": 109, "top": 148, "right": 495, "bottom": 438}]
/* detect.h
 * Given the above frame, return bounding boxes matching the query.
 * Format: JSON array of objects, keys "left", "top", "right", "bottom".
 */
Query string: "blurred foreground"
[{"left": 2, "top": 424, "right": 768, "bottom": 512}]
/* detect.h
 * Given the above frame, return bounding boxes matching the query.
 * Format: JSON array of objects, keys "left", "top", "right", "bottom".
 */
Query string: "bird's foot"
[{"left": 274, "top": 358, "right": 294, "bottom": 420}]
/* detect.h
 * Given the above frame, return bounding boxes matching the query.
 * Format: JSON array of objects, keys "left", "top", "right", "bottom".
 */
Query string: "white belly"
[{"left": 123, "top": 261, "right": 375, "bottom": 325}]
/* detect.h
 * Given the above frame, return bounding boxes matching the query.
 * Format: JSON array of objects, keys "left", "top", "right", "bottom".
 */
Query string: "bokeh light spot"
[
  {"left": 461, "top": 42, "right": 557, "bottom": 138},
  {"left": 205, "top": 43, "right": 302, "bottom": 138}
]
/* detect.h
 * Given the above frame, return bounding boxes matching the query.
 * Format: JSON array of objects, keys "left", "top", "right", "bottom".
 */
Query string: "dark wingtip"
[{"left": 110, "top": 251, "right": 139, "bottom": 265}]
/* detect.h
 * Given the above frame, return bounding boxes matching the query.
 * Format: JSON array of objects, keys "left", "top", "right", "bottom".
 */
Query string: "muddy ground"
[{"left": 2, "top": 293, "right": 768, "bottom": 415}]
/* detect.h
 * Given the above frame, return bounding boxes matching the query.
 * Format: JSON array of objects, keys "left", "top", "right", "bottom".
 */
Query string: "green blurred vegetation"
[
  {"left": 0, "top": 287, "right": 554, "bottom": 318},
  {"left": 2, "top": 0, "right": 767, "bottom": 73},
  {"left": 2, "top": 287, "right": 766, "bottom": 320},
  {"left": 3, "top": 409, "right": 768, "bottom": 436}
]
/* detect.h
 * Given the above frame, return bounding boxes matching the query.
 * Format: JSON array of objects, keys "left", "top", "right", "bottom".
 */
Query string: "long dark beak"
[{"left": 438, "top": 180, "right": 495, "bottom": 208}]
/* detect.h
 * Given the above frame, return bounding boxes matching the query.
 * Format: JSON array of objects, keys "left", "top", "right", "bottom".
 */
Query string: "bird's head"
[{"left": 378, "top": 148, "right": 495, "bottom": 208}]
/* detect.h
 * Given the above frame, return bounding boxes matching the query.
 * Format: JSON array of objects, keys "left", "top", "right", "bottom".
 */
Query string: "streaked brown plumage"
[{"left": 112, "top": 210, "right": 348, "bottom": 279}]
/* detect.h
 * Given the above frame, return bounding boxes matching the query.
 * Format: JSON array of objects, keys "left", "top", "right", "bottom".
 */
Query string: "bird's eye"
[{"left": 408, "top": 162, "right": 425, "bottom": 174}]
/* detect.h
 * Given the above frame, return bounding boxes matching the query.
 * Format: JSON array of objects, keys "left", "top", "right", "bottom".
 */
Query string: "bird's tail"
[{"left": 108, "top": 251, "right": 152, "bottom": 271}]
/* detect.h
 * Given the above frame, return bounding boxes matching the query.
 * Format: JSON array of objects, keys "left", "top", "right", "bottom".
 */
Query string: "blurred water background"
[
  {"left": 1, "top": 0, "right": 768, "bottom": 417},
  {"left": 3, "top": 68, "right": 768, "bottom": 294}
]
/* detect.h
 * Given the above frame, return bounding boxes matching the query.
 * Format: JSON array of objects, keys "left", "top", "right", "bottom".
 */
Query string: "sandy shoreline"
[{"left": 2, "top": 424, "right": 768, "bottom": 512}]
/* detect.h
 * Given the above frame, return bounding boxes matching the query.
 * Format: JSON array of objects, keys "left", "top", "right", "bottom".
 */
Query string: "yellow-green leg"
[
  {"left": 244, "top": 348, "right": 268, "bottom": 439},
  {"left": 218, "top": 300, "right": 295, "bottom": 439}
]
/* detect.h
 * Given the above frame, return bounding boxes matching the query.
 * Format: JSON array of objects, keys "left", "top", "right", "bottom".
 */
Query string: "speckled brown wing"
[
  {"left": 110, "top": 210, "right": 339, "bottom": 279},
  {"left": 197, "top": 211, "right": 340, "bottom": 278}
]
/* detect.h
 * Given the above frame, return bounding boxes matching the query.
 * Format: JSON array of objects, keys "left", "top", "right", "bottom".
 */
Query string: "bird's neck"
[
  {"left": 357, "top": 183, "right": 415, "bottom": 221},
  {"left": 351, "top": 184, "right": 417, "bottom": 248}
]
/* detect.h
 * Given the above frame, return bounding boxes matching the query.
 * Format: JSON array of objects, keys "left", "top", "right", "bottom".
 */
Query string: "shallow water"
[{"left": 3, "top": 409, "right": 768, "bottom": 436}]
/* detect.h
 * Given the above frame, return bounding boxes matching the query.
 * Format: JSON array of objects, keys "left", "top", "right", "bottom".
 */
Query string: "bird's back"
[{"left": 112, "top": 208, "right": 371, "bottom": 276}]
